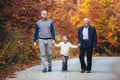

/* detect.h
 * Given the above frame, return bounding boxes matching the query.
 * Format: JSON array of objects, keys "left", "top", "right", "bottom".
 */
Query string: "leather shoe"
[
  {"left": 86, "top": 70, "right": 91, "bottom": 73},
  {"left": 80, "top": 70, "right": 86, "bottom": 73}
]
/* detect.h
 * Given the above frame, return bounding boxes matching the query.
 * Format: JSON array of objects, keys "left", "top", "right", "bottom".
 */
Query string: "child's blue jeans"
[{"left": 61, "top": 55, "right": 68, "bottom": 71}]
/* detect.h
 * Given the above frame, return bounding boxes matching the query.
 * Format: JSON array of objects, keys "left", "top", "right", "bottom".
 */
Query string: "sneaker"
[
  {"left": 42, "top": 69, "right": 47, "bottom": 73},
  {"left": 48, "top": 66, "right": 52, "bottom": 72}
]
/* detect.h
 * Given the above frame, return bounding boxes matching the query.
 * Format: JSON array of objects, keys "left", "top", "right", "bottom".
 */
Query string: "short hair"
[
  {"left": 83, "top": 18, "right": 90, "bottom": 22},
  {"left": 41, "top": 10, "right": 47, "bottom": 14},
  {"left": 63, "top": 35, "right": 68, "bottom": 39}
]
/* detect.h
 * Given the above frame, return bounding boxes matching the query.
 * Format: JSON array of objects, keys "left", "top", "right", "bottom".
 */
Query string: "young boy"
[{"left": 55, "top": 36, "right": 78, "bottom": 72}]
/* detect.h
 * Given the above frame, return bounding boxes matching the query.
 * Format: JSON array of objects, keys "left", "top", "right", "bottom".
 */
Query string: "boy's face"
[{"left": 63, "top": 36, "right": 68, "bottom": 43}]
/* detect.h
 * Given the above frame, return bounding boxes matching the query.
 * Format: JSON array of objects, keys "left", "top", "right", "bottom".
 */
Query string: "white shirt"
[
  {"left": 82, "top": 27, "right": 89, "bottom": 40},
  {"left": 55, "top": 42, "right": 78, "bottom": 56}
]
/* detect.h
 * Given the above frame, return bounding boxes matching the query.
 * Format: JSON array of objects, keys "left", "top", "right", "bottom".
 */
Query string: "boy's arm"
[
  {"left": 69, "top": 43, "right": 78, "bottom": 48},
  {"left": 55, "top": 42, "right": 61, "bottom": 47}
]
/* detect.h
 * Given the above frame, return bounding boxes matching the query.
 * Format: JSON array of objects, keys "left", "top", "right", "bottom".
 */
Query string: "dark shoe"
[
  {"left": 86, "top": 70, "right": 91, "bottom": 73},
  {"left": 62, "top": 69, "right": 68, "bottom": 72},
  {"left": 62, "top": 69, "right": 65, "bottom": 72},
  {"left": 64, "top": 70, "right": 68, "bottom": 72},
  {"left": 48, "top": 66, "right": 52, "bottom": 72},
  {"left": 48, "top": 69, "right": 52, "bottom": 72},
  {"left": 62, "top": 70, "right": 68, "bottom": 72},
  {"left": 42, "top": 69, "right": 47, "bottom": 73},
  {"left": 80, "top": 70, "right": 86, "bottom": 73},
  {"left": 62, "top": 70, "right": 65, "bottom": 72}
]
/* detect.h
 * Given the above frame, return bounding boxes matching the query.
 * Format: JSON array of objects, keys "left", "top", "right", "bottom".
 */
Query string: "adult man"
[
  {"left": 33, "top": 10, "right": 55, "bottom": 73},
  {"left": 78, "top": 18, "right": 97, "bottom": 73}
]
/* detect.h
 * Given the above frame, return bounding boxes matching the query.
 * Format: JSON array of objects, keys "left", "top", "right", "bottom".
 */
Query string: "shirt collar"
[
  {"left": 63, "top": 42, "right": 68, "bottom": 44},
  {"left": 84, "top": 26, "right": 89, "bottom": 29},
  {"left": 41, "top": 18, "right": 47, "bottom": 21}
]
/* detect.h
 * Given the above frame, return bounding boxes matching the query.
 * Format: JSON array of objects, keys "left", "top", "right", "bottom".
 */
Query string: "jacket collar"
[{"left": 81, "top": 25, "right": 92, "bottom": 30}]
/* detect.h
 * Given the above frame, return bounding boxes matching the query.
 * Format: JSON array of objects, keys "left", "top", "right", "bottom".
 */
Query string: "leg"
[
  {"left": 86, "top": 47, "right": 93, "bottom": 71},
  {"left": 79, "top": 48, "right": 86, "bottom": 71},
  {"left": 61, "top": 55, "right": 66, "bottom": 71},
  {"left": 46, "top": 40, "right": 52, "bottom": 72},
  {"left": 39, "top": 39, "right": 47, "bottom": 72},
  {"left": 65, "top": 56, "right": 68, "bottom": 71}
]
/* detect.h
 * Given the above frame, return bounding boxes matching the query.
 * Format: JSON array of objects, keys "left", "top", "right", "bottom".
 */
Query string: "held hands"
[
  {"left": 33, "top": 42, "right": 36, "bottom": 47},
  {"left": 78, "top": 43, "right": 81, "bottom": 47},
  {"left": 93, "top": 48, "right": 96, "bottom": 53},
  {"left": 52, "top": 40, "right": 55, "bottom": 44},
  {"left": 33, "top": 42, "right": 39, "bottom": 49}
]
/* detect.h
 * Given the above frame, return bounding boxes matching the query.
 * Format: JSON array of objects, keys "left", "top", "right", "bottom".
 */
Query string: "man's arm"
[
  {"left": 50, "top": 23, "right": 55, "bottom": 40},
  {"left": 50, "top": 23, "right": 56, "bottom": 44},
  {"left": 33, "top": 24, "right": 39, "bottom": 46},
  {"left": 93, "top": 27, "right": 97, "bottom": 48},
  {"left": 78, "top": 28, "right": 81, "bottom": 46}
]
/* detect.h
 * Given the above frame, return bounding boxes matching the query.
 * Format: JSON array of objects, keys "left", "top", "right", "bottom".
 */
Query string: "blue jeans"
[
  {"left": 61, "top": 55, "right": 68, "bottom": 71},
  {"left": 39, "top": 39, "right": 52, "bottom": 70}
]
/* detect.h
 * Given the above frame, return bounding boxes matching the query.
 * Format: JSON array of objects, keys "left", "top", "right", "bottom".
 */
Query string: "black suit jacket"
[{"left": 78, "top": 25, "right": 97, "bottom": 48}]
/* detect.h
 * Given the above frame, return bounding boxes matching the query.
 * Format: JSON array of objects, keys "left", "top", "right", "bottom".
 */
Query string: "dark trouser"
[
  {"left": 79, "top": 41, "right": 93, "bottom": 71},
  {"left": 61, "top": 55, "right": 68, "bottom": 71}
]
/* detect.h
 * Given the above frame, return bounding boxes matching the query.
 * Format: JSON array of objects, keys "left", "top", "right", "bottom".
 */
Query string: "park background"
[{"left": 0, "top": 0, "right": 120, "bottom": 79}]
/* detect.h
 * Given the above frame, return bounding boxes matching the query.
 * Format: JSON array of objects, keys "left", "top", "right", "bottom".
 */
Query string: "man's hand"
[
  {"left": 93, "top": 48, "right": 96, "bottom": 53},
  {"left": 52, "top": 40, "right": 55, "bottom": 44},
  {"left": 78, "top": 43, "right": 81, "bottom": 47},
  {"left": 33, "top": 42, "right": 36, "bottom": 47}
]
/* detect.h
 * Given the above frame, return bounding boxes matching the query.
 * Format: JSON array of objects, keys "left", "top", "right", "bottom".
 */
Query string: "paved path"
[{"left": 7, "top": 57, "right": 120, "bottom": 80}]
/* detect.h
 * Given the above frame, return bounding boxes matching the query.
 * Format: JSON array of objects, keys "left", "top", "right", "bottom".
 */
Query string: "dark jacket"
[{"left": 78, "top": 25, "right": 97, "bottom": 48}]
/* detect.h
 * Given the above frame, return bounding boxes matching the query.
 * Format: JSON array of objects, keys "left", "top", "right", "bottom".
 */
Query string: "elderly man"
[
  {"left": 78, "top": 18, "right": 97, "bottom": 73},
  {"left": 33, "top": 10, "right": 55, "bottom": 73}
]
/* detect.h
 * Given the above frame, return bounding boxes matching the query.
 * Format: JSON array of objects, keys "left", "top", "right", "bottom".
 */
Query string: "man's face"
[
  {"left": 41, "top": 12, "right": 47, "bottom": 19},
  {"left": 84, "top": 21, "right": 89, "bottom": 27}
]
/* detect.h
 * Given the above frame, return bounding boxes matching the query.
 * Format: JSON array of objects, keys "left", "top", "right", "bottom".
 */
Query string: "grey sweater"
[{"left": 33, "top": 19, "right": 55, "bottom": 42}]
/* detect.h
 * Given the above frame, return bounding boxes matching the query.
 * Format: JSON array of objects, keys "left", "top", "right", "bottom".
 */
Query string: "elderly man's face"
[
  {"left": 41, "top": 12, "right": 47, "bottom": 18},
  {"left": 84, "top": 21, "right": 89, "bottom": 27}
]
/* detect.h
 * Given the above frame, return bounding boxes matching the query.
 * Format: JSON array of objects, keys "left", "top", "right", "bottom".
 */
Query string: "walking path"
[{"left": 7, "top": 57, "right": 120, "bottom": 80}]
